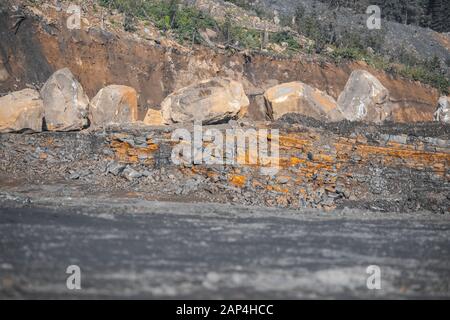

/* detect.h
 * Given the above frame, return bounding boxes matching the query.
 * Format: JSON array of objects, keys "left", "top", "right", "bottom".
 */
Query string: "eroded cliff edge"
[
  {"left": 1, "top": 119, "right": 449, "bottom": 213},
  {"left": 0, "top": 2, "right": 449, "bottom": 214},
  {"left": 0, "top": 4, "right": 441, "bottom": 121}
]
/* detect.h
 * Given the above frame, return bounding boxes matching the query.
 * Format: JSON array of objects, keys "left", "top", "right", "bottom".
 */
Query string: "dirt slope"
[{"left": 0, "top": 3, "right": 441, "bottom": 121}]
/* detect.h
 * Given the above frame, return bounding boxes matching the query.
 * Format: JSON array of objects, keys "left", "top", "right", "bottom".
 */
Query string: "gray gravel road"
[{"left": 0, "top": 188, "right": 449, "bottom": 299}]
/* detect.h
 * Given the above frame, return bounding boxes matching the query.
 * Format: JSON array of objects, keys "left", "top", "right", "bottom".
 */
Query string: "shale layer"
[{"left": 1, "top": 120, "right": 448, "bottom": 213}]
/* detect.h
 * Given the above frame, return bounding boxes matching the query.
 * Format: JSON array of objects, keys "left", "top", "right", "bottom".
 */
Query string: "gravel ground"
[{"left": 0, "top": 184, "right": 449, "bottom": 299}]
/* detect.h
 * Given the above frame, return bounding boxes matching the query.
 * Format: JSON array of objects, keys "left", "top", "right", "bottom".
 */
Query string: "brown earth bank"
[
  {"left": 0, "top": 118, "right": 448, "bottom": 214},
  {"left": 0, "top": 4, "right": 441, "bottom": 121}
]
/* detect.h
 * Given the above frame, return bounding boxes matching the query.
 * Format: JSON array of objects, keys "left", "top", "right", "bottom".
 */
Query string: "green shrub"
[
  {"left": 98, "top": 0, "right": 449, "bottom": 94},
  {"left": 330, "top": 47, "right": 364, "bottom": 62},
  {"left": 99, "top": 0, "right": 216, "bottom": 42},
  {"left": 328, "top": 45, "right": 449, "bottom": 94},
  {"left": 228, "top": 26, "right": 261, "bottom": 49},
  {"left": 270, "top": 31, "right": 301, "bottom": 51},
  {"left": 399, "top": 65, "right": 449, "bottom": 95},
  {"left": 224, "top": 0, "right": 267, "bottom": 19}
]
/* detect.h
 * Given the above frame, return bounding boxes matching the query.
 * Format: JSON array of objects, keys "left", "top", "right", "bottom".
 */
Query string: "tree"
[
  {"left": 317, "top": 0, "right": 449, "bottom": 32},
  {"left": 169, "top": 0, "right": 178, "bottom": 28},
  {"left": 428, "top": 0, "right": 450, "bottom": 32}
]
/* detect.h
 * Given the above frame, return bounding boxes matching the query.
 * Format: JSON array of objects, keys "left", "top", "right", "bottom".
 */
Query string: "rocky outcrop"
[
  {"left": 337, "top": 70, "right": 391, "bottom": 123},
  {"left": 40, "top": 68, "right": 89, "bottom": 131},
  {"left": 0, "top": 89, "right": 43, "bottom": 133},
  {"left": 143, "top": 108, "right": 164, "bottom": 126},
  {"left": 1, "top": 120, "right": 448, "bottom": 213},
  {"left": 264, "top": 82, "right": 344, "bottom": 121},
  {"left": 434, "top": 96, "right": 450, "bottom": 123},
  {"left": 89, "top": 85, "right": 138, "bottom": 127},
  {"left": 0, "top": 5, "right": 440, "bottom": 122},
  {"left": 161, "top": 78, "right": 249, "bottom": 125}
]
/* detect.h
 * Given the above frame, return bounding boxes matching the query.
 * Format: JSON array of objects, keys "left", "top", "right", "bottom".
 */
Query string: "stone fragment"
[{"left": 89, "top": 85, "right": 138, "bottom": 127}]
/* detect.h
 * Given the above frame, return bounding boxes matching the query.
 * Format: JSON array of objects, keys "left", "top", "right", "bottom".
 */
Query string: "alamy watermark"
[
  {"left": 366, "top": 265, "right": 381, "bottom": 290},
  {"left": 64, "top": 3, "right": 382, "bottom": 31},
  {"left": 367, "top": 5, "right": 382, "bottom": 30},
  {"left": 171, "top": 122, "right": 280, "bottom": 175},
  {"left": 66, "top": 265, "right": 81, "bottom": 290},
  {"left": 66, "top": 4, "right": 81, "bottom": 30}
]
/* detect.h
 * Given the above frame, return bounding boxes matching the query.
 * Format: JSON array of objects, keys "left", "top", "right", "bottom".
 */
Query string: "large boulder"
[
  {"left": 264, "top": 82, "right": 344, "bottom": 121},
  {"left": 89, "top": 85, "right": 138, "bottom": 127},
  {"left": 337, "top": 70, "right": 391, "bottom": 123},
  {"left": 161, "top": 78, "right": 249, "bottom": 125},
  {"left": 0, "top": 89, "right": 44, "bottom": 133},
  {"left": 40, "top": 68, "right": 89, "bottom": 131},
  {"left": 434, "top": 96, "right": 450, "bottom": 123}
]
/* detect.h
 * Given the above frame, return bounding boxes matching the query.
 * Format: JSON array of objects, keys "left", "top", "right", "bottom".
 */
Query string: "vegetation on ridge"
[{"left": 98, "top": 0, "right": 449, "bottom": 94}]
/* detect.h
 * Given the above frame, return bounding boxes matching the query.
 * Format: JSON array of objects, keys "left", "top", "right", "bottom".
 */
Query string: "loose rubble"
[{"left": 0, "top": 118, "right": 448, "bottom": 214}]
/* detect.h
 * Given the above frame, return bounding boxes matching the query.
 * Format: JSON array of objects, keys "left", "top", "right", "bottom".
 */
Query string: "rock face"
[
  {"left": 264, "top": 82, "right": 343, "bottom": 121},
  {"left": 0, "top": 89, "right": 43, "bottom": 133},
  {"left": 143, "top": 108, "right": 164, "bottom": 126},
  {"left": 89, "top": 85, "right": 138, "bottom": 127},
  {"left": 40, "top": 68, "right": 89, "bottom": 131},
  {"left": 434, "top": 96, "right": 450, "bottom": 123},
  {"left": 337, "top": 70, "right": 391, "bottom": 123},
  {"left": 0, "top": 7, "right": 441, "bottom": 121},
  {"left": 161, "top": 78, "right": 249, "bottom": 125},
  {"left": 246, "top": 95, "right": 270, "bottom": 121}
]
